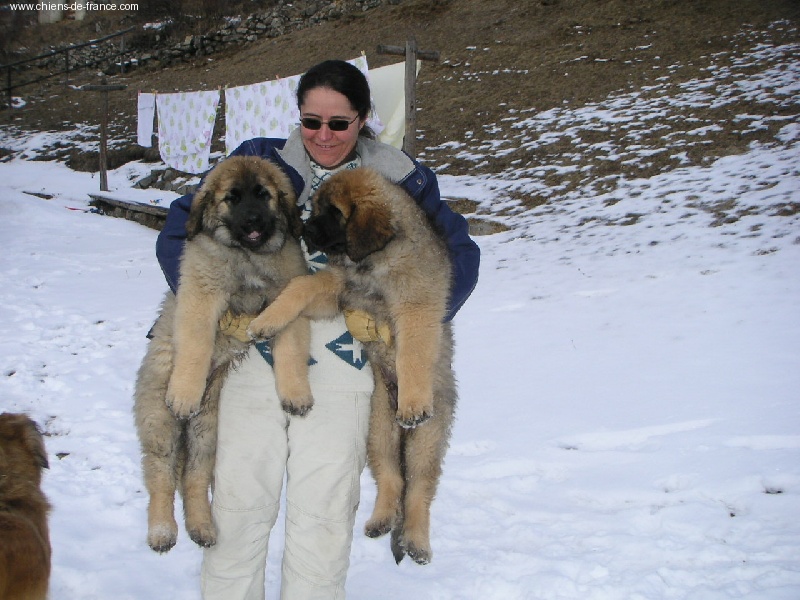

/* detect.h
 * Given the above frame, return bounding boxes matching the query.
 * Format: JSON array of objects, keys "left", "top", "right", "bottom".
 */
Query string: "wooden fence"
[{"left": 2, "top": 28, "right": 134, "bottom": 108}]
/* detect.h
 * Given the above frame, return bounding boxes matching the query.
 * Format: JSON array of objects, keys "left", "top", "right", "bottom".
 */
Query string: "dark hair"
[{"left": 297, "top": 60, "right": 374, "bottom": 137}]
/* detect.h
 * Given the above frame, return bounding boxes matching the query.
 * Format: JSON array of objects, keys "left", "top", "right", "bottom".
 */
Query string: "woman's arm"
[{"left": 412, "top": 163, "right": 481, "bottom": 321}]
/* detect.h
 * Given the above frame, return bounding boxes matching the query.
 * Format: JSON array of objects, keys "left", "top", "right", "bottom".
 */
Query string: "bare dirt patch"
[{"left": 1, "top": 0, "right": 798, "bottom": 184}]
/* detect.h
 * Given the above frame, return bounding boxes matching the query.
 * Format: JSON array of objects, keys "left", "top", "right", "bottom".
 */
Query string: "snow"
[{"left": 2, "top": 28, "right": 799, "bottom": 600}]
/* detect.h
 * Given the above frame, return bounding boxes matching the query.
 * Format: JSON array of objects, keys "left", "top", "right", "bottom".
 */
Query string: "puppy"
[
  {"left": 134, "top": 156, "right": 312, "bottom": 553},
  {"left": 249, "top": 168, "right": 457, "bottom": 565}
]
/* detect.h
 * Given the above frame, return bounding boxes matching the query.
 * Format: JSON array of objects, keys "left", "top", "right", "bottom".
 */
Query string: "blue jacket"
[{"left": 156, "top": 134, "right": 480, "bottom": 321}]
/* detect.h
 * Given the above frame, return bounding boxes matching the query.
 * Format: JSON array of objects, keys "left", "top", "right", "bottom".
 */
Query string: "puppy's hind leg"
[
  {"left": 364, "top": 367, "right": 404, "bottom": 540},
  {"left": 135, "top": 347, "right": 182, "bottom": 553},
  {"left": 139, "top": 419, "right": 181, "bottom": 553},
  {"left": 181, "top": 371, "right": 222, "bottom": 548},
  {"left": 396, "top": 404, "right": 452, "bottom": 566}
]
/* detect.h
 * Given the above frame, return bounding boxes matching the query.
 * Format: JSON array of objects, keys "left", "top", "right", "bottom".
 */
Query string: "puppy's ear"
[
  {"left": 261, "top": 161, "right": 301, "bottom": 239},
  {"left": 281, "top": 190, "right": 304, "bottom": 239},
  {"left": 345, "top": 201, "right": 394, "bottom": 262},
  {"left": 186, "top": 187, "right": 212, "bottom": 240}
]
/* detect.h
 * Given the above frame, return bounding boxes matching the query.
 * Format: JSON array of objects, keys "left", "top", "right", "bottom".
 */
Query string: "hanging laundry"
[
  {"left": 156, "top": 90, "right": 220, "bottom": 174},
  {"left": 137, "top": 92, "right": 156, "bottom": 148},
  {"left": 224, "top": 75, "right": 301, "bottom": 155},
  {"left": 368, "top": 61, "right": 419, "bottom": 150},
  {"left": 352, "top": 55, "right": 385, "bottom": 138}
]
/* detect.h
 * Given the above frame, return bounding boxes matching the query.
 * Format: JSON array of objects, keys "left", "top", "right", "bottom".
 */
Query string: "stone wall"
[{"left": 37, "top": 0, "right": 395, "bottom": 73}]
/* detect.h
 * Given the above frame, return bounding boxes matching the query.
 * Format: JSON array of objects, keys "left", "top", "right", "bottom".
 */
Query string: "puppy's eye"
[
  {"left": 224, "top": 189, "right": 242, "bottom": 204},
  {"left": 254, "top": 185, "right": 270, "bottom": 200},
  {"left": 327, "top": 204, "right": 346, "bottom": 226}
]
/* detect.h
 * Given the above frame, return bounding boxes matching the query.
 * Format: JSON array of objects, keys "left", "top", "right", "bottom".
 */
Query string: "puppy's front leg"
[
  {"left": 248, "top": 269, "right": 344, "bottom": 339},
  {"left": 393, "top": 306, "right": 442, "bottom": 428},
  {"left": 166, "top": 281, "right": 226, "bottom": 419},
  {"left": 272, "top": 316, "right": 314, "bottom": 416}
]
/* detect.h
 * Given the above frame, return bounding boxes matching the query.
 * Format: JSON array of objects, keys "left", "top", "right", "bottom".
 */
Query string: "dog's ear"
[
  {"left": 4, "top": 415, "right": 50, "bottom": 470},
  {"left": 260, "top": 161, "right": 302, "bottom": 240},
  {"left": 345, "top": 201, "right": 395, "bottom": 262},
  {"left": 23, "top": 420, "right": 49, "bottom": 470},
  {"left": 186, "top": 187, "right": 212, "bottom": 240},
  {"left": 279, "top": 189, "right": 303, "bottom": 240}
]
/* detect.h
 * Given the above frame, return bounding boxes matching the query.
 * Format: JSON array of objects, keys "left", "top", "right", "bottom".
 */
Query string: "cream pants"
[{"left": 201, "top": 321, "right": 373, "bottom": 600}]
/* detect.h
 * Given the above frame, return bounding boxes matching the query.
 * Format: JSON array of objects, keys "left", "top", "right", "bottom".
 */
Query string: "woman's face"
[{"left": 299, "top": 86, "right": 365, "bottom": 168}]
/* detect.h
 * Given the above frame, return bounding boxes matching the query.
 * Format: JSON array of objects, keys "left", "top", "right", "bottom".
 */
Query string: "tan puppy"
[
  {"left": 249, "top": 167, "right": 457, "bottom": 565},
  {"left": 0, "top": 412, "right": 51, "bottom": 600},
  {"left": 134, "top": 156, "right": 312, "bottom": 553}
]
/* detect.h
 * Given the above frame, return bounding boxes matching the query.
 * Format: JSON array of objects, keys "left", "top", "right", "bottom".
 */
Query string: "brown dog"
[
  {"left": 134, "top": 156, "right": 312, "bottom": 553},
  {"left": 0, "top": 412, "right": 51, "bottom": 600},
  {"left": 249, "top": 167, "right": 457, "bottom": 565}
]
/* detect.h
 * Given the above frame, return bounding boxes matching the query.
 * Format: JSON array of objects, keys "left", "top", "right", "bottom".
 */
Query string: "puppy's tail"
[{"left": 390, "top": 524, "right": 405, "bottom": 564}]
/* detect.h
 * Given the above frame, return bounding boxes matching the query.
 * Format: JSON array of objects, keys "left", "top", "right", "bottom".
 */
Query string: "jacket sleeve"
[
  {"left": 155, "top": 192, "right": 192, "bottom": 294},
  {"left": 413, "top": 163, "right": 481, "bottom": 321}
]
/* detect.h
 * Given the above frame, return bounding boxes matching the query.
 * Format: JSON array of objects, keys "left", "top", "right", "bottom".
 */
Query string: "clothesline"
[{"left": 136, "top": 55, "right": 410, "bottom": 175}]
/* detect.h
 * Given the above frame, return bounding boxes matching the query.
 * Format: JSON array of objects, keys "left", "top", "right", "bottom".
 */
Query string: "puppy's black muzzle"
[
  {"left": 230, "top": 194, "right": 277, "bottom": 249},
  {"left": 304, "top": 212, "right": 347, "bottom": 255}
]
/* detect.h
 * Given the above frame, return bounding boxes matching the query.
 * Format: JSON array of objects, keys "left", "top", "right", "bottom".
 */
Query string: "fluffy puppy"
[
  {"left": 134, "top": 156, "right": 312, "bottom": 553},
  {"left": 249, "top": 167, "right": 457, "bottom": 565}
]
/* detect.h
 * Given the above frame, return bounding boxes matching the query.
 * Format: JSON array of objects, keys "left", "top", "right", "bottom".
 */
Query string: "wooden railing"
[{"left": 2, "top": 27, "right": 134, "bottom": 108}]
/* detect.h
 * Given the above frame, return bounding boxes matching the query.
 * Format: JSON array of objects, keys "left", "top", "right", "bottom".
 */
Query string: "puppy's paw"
[
  {"left": 395, "top": 405, "right": 433, "bottom": 429},
  {"left": 281, "top": 396, "right": 314, "bottom": 417},
  {"left": 364, "top": 517, "right": 393, "bottom": 539},
  {"left": 392, "top": 530, "right": 432, "bottom": 565},
  {"left": 148, "top": 522, "right": 178, "bottom": 554},
  {"left": 395, "top": 393, "right": 434, "bottom": 428},
  {"left": 247, "top": 313, "right": 284, "bottom": 341},
  {"left": 406, "top": 541, "right": 432, "bottom": 566},
  {"left": 277, "top": 379, "right": 314, "bottom": 417},
  {"left": 166, "top": 377, "right": 204, "bottom": 419},
  {"left": 165, "top": 391, "right": 203, "bottom": 420},
  {"left": 187, "top": 521, "right": 217, "bottom": 549}
]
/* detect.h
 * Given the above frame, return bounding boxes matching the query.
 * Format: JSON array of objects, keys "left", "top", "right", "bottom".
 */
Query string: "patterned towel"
[
  {"left": 156, "top": 90, "right": 221, "bottom": 174},
  {"left": 224, "top": 75, "right": 302, "bottom": 155}
]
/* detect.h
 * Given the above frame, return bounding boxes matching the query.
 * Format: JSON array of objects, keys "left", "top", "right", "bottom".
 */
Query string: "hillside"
[{"left": 1, "top": 0, "right": 798, "bottom": 195}]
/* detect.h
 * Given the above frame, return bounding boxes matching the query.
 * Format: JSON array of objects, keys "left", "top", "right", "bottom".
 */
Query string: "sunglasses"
[{"left": 300, "top": 115, "right": 359, "bottom": 132}]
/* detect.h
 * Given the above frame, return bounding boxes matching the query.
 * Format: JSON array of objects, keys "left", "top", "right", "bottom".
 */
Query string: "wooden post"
[
  {"left": 81, "top": 78, "right": 127, "bottom": 191},
  {"left": 376, "top": 37, "right": 439, "bottom": 157},
  {"left": 120, "top": 33, "right": 126, "bottom": 75}
]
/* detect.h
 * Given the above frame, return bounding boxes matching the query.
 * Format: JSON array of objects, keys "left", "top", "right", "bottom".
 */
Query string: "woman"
[{"left": 156, "top": 59, "right": 480, "bottom": 599}]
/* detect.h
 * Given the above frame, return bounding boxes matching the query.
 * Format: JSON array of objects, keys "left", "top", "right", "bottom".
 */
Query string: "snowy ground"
[{"left": 1, "top": 23, "right": 799, "bottom": 600}]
